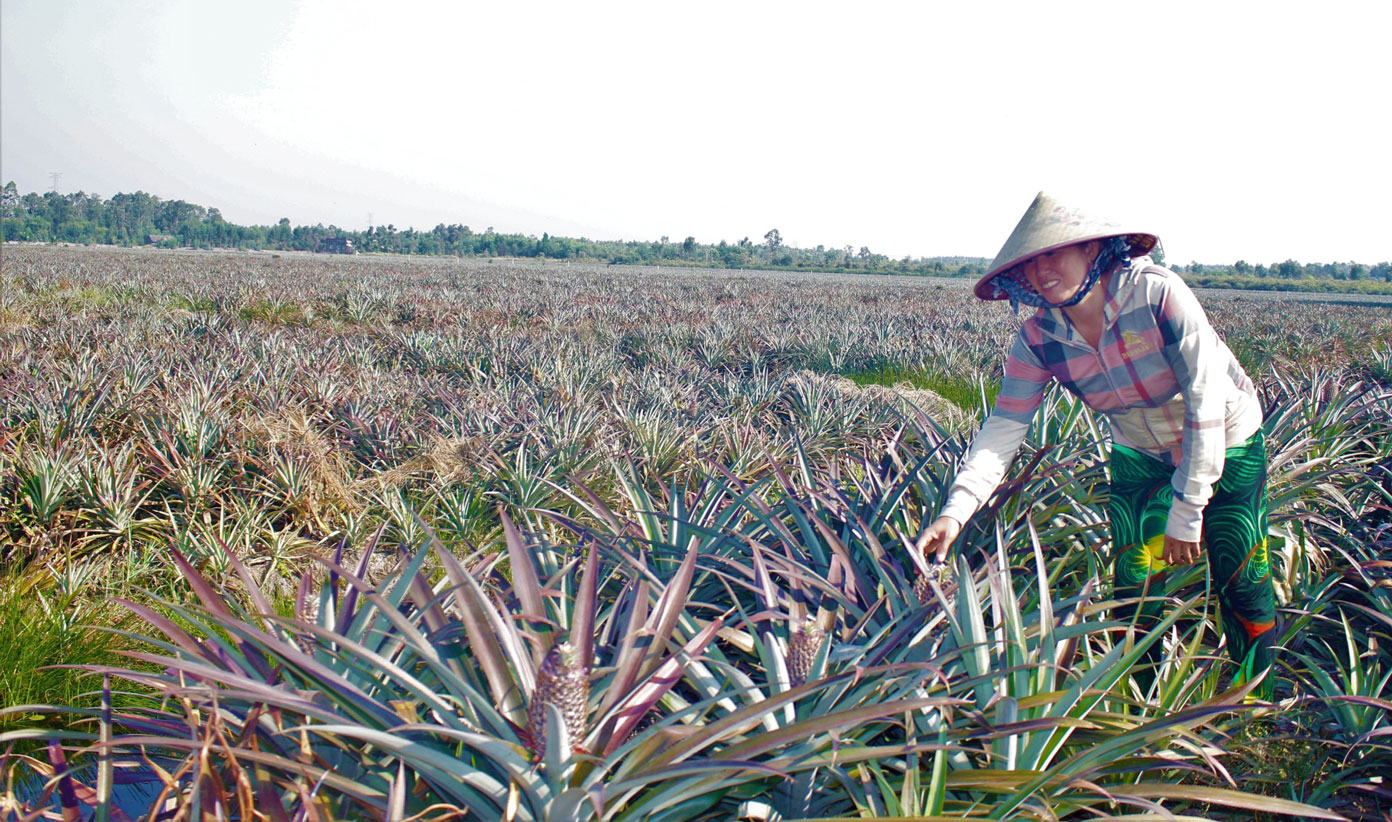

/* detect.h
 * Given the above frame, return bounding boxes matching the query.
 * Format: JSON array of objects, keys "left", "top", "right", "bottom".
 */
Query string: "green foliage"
[
  {"left": 0, "top": 563, "right": 132, "bottom": 750},
  {"left": 844, "top": 360, "right": 1001, "bottom": 413},
  {"left": 1182, "top": 272, "right": 1392, "bottom": 296},
  {"left": 2, "top": 182, "right": 987, "bottom": 275},
  {"left": 4, "top": 436, "right": 1366, "bottom": 820},
  {"left": 238, "top": 297, "right": 310, "bottom": 326},
  {"left": 2, "top": 247, "right": 1390, "bottom": 819},
  {"left": 1, "top": 522, "right": 954, "bottom": 819}
]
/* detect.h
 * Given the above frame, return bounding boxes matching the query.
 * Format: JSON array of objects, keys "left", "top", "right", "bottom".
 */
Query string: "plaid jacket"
[{"left": 939, "top": 258, "right": 1263, "bottom": 542}]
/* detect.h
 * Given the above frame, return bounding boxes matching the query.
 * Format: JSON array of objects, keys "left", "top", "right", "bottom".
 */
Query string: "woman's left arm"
[{"left": 1155, "top": 273, "right": 1232, "bottom": 549}]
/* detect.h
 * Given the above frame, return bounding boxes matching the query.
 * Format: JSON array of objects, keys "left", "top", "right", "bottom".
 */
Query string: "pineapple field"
[{"left": 2, "top": 244, "right": 1390, "bottom": 820}]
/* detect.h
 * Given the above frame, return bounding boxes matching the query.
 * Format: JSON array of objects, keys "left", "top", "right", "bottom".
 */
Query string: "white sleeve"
[
  {"left": 938, "top": 413, "right": 1032, "bottom": 525},
  {"left": 937, "top": 332, "right": 1050, "bottom": 525},
  {"left": 1155, "top": 275, "right": 1231, "bottom": 542}
]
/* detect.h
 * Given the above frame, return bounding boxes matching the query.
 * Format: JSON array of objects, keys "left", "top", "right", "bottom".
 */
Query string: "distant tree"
[
  {"left": 0, "top": 181, "right": 19, "bottom": 218},
  {"left": 107, "top": 191, "right": 159, "bottom": 242},
  {"left": 270, "top": 217, "right": 292, "bottom": 248},
  {"left": 764, "top": 228, "right": 782, "bottom": 250},
  {"left": 155, "top": 199, "right": 204, "bottom": 233},
  {"left": 43, "top": 192, "right": 74, "bottom": 237},
  {"left": 79, "top": 192, "right": 104, "bottom": 223},
  {"left": 682, "top": 236, "right": 695, "bottom": 257},
  {"left": 1349, "top": 263, "right": 1367, "bottom": 281},
  {"left": 717, "top": 239, "right": 748, "bottom": 268},
  {"left": 1233, "top": 260, "right": 1251, "bottom": 275},
  {"left": 1276, "top": 259, "right": 1303, "bottom": 279}
]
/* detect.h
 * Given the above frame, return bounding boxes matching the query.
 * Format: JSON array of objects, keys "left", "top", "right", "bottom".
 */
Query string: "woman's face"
[{"left": 1018, "top": 242, "right": 1098, "bottom": 304}]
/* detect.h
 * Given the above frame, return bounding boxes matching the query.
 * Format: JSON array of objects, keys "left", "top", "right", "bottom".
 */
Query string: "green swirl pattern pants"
[{"left": 1109, "top": 432, "right": 1276, "bottom": 697}]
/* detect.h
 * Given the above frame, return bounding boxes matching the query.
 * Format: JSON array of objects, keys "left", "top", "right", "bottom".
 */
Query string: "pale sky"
[{"left": 3, "top": 0, "right": 1389, "bottom": 265}]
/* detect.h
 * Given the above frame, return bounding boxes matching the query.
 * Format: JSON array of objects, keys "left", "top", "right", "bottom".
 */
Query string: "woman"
[{"left": 915, "top": 192, "right": 1277, "bottom": 697}]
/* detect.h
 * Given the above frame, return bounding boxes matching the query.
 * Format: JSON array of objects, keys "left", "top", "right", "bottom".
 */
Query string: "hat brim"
[{"left": 973, "top": 232, "right": 1158, "bottom": 301}]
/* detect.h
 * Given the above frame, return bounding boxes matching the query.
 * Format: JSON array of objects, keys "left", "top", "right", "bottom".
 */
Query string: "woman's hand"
[
  {"left": 914, "top": 516, "right": 962, "bottom": 564},
  {"left": 1162, "top": 535, "right": 1202, "bottom": 565}
]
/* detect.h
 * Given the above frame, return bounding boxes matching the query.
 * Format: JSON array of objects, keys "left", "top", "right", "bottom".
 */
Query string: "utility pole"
[
  {"left": 48, "top": 172, "right": 62, "bottom": 193},
  {"left": 367, "top": 212, "right": 374, "bottom": 229}
]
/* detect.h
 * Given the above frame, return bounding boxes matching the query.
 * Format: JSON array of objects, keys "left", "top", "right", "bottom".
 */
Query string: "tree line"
[
  {"left": 1177, "top": 258, "right": 1392, "bottom": 284},
  {"left": 0, "top": 184, "right": 981, "bottom": 276},
  {"left": 3, "top": 183, "right": 1387, "bottom": 288}
]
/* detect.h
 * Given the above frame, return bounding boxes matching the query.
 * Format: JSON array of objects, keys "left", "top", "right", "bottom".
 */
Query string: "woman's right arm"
[
  {"left": 935, "top": 412, "right": 1033, "bottom": 527},
  {"left": 917, "top": 333, "right": 1049, "bottom": 561}
]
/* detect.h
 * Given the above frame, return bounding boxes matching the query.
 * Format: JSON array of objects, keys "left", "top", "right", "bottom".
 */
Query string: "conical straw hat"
[{"left": 975, "top": 192, "right": 1159, "bottom": 300}]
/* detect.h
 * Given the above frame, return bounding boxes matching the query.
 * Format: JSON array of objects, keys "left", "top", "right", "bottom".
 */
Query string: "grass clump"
[
  {"left": 0, "top": 565, "right": 132, "bottom": 750},
  {"left": 1218, "top": 706, "right": 1392, "bottom": 820},
  {"left": 239, "top": 297, "right": 310, "bottom": 326},
  {"left": 845, "top": 360, "right": 1000, "bottom": 412}
]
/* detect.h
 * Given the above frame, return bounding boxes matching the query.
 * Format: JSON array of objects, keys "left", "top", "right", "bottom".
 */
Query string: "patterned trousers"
[{"left": 1109, "top": 432, "right": 1277, "bottom": 697}]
